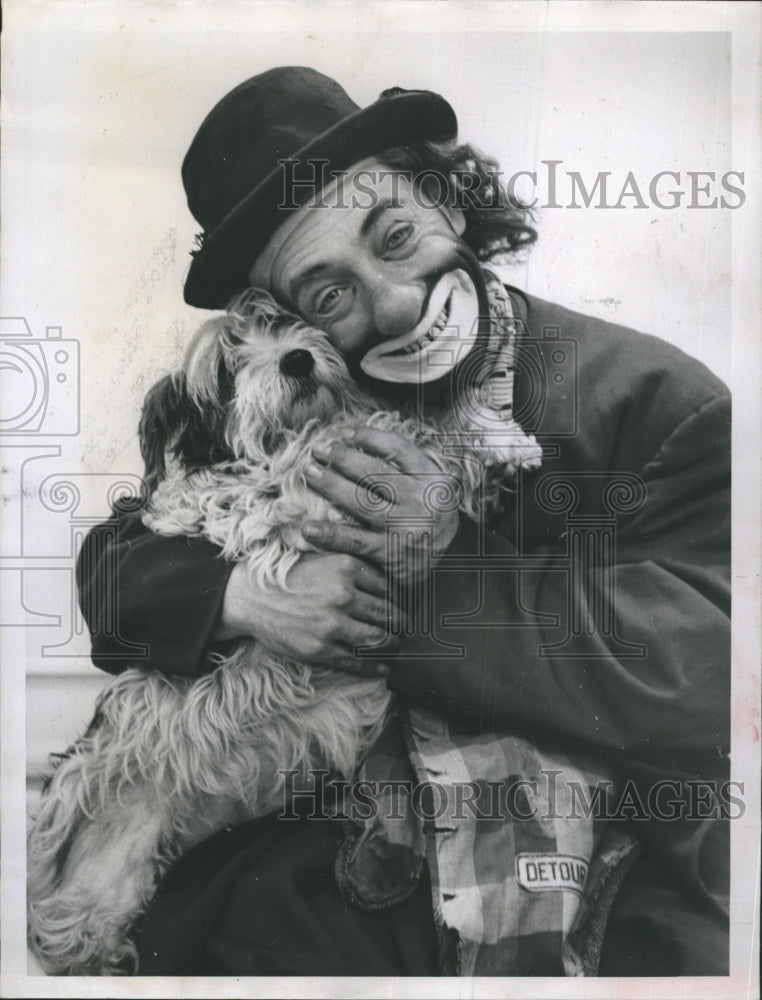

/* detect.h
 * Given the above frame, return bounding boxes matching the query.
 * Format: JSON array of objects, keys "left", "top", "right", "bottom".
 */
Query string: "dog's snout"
[{"left": 280, "top": 349, "right": 315, "bottom": 378}]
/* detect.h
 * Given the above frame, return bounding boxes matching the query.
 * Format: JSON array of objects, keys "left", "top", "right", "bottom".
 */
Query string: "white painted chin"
[{"left": 359, "top": 269, "right": 480, "bottom": 384}]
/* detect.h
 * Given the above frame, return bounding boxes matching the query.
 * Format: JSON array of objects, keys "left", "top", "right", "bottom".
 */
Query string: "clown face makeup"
[{"left": 249, "top": 158, "right": 483, "bottom": 386}]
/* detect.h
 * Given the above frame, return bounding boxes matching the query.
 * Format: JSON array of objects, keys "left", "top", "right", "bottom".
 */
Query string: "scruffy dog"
[{"left": 27, "top": 289, "right": 540, "bottom": 975}]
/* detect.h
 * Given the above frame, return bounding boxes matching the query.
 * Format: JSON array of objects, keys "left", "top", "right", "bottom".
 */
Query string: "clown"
[{"left": 78, "top": 67, "right": 730, "bottom": 977}]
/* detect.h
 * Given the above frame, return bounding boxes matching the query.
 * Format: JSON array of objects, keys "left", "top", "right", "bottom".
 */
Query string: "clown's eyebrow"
[
  {"left": 287, "top": 263, "right": 332, "bottom": 305},
  {"left": 359, "top": 197, "right": 400, "bottom": 239}
]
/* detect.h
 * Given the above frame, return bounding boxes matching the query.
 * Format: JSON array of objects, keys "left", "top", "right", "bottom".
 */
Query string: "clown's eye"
[
  {"left": 384, "top": 223, "right": 413, "bottom": 253},
  {"left": 316, "top": 287, "right": 343, "bottom": 315}
]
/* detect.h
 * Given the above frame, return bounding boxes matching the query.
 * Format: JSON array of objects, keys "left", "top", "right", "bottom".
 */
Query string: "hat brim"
[{"left": 183, "top": 90, "right": 458, "bottom": 309}]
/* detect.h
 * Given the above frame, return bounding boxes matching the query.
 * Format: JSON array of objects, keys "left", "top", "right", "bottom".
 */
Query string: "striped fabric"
[{"left": 470, "top": 269, "right": 544, "bottom": 471}]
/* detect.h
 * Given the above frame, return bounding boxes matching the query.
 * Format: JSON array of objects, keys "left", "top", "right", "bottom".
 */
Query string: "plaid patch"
[{"left": 337, "top": 707, "right": 640, "bottom": 977}]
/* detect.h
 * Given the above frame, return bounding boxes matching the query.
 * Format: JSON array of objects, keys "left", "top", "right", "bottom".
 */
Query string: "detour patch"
[{"left": 515, "top": 853, "right": 588, "bottom": 894}]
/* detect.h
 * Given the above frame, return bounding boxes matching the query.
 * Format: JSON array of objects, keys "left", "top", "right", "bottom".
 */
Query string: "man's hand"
[
  {"left": 302, "top": 427, "right": 460, "bottom": 582},
  {"left": 214, "top": 552, "right": 397, "bottom": 678}
]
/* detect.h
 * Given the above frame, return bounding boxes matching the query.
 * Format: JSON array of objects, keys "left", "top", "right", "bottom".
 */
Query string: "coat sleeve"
[
  {"left": 76, "top": 502, "right": 234, "bottom": 677},
  {"left": 388, "top": 391, "right": 731, "bottom": 761}
]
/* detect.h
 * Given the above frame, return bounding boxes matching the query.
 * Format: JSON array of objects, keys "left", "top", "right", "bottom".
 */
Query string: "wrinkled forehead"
[{"left": 248, "top": 156, "right": 414, "bottom": 292}]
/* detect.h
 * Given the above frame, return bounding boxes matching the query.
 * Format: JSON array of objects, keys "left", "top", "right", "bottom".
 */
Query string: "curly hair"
[{"left": 377, "top": 140, "right": 538, "bottom": 263}]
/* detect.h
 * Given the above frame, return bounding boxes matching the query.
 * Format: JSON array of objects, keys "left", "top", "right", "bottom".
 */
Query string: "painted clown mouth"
[
  {"left": 388, "top": 296, "right": 453, "bottom": 356},
  {"left": 359, "top": 269, "right": 480, "bottom": 384}
]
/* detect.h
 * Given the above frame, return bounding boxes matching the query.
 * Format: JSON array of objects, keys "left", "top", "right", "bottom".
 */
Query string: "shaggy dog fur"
[{"left": 27, "top": 289, "right": 541, "bottom": 975}]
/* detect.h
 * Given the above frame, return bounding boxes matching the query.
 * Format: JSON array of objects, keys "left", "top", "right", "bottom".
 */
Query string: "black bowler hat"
[{"left": 182, "top": 66, "right": 458, "bottom": 309}]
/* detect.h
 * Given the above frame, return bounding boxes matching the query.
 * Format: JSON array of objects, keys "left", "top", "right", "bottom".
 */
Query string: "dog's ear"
[
  {"left": 139, "top": 367, "right": 236, "bottom": 495},
  {"left": 179, "top": 316, "right": 237, "bottom": 471},
  {"left": 174, "top": 361, "right": 236, "bottom": 473},
  {"left": 183, "top": 316, "right": 235, "bottom": 407},
  {"left": 139, "top": 373, "right": 191, "bottom": 495},
  {"left": 139, "top": 317, "right": 239, "bottom": 494}
]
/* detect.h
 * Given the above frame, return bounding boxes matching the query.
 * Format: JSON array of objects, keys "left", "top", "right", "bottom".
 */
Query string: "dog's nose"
[{"left": 279, "top": 349, "right": 315, "bottom": 378}]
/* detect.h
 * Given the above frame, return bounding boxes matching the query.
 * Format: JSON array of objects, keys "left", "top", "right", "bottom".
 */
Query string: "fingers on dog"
[
  {"left": 351, "top": 590, "right": 397, "bottom": 631},
  {"left": 303, "top": 522, "right": 386, "bottom": 567},
  {"left": 312, "top": 439, "right": 397, "bottom": 483},
  {"left": 354, "top": 565, "right": 393, "bottom": 602},
  {"left": 328, "top": 607, "right": 400, "bottom": 673},
  {"left": 305, "top": 463, "right": 391, "bottom": 525},
  {"left": 320, "top": 554, "right": 393, "bottom": 618},
  {"left": 341, "top": 427, "right": 433, "bottom": 475}
]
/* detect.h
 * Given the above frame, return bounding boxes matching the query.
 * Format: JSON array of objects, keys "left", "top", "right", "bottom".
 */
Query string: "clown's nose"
[{"left": 280, "top": 349, "right": 315, "bottom": 377}]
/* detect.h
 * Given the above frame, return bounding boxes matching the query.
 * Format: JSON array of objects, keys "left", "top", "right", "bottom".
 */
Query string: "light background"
[
  {"left": 10, "top": 25, "right": 735, "bottom": 483},
  {"left": 1, "top": 2, "right": 759, "bottom": 997}
]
